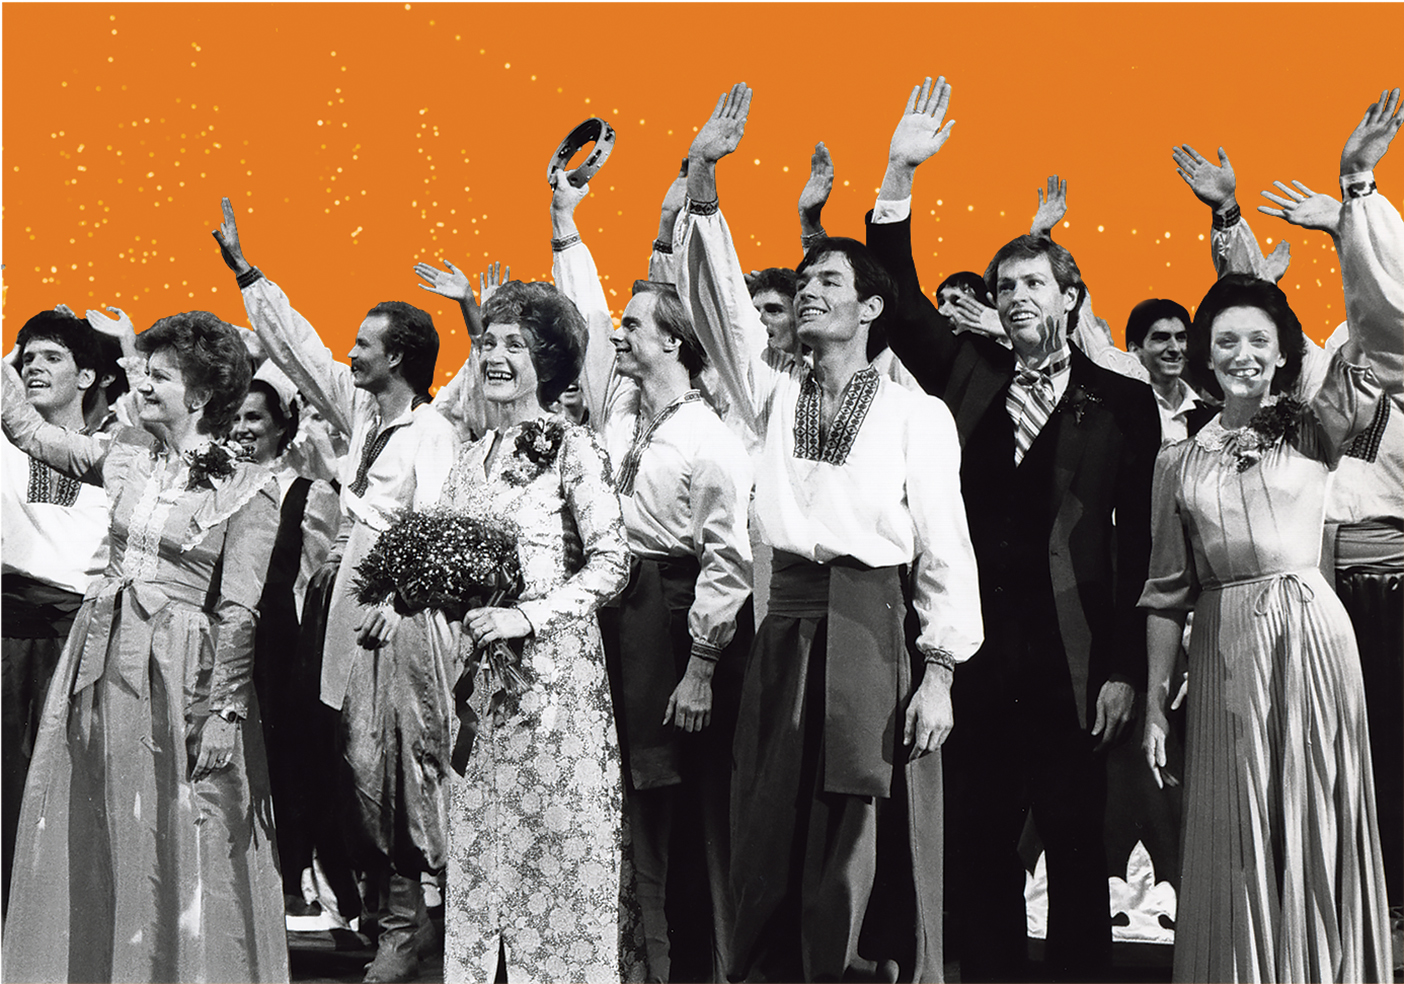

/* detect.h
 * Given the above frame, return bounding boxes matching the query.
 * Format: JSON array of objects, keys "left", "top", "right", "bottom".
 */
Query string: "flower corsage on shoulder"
[
  {"left": 184, "top": 441, "right": 246, "bottom": 490},
  {"left": 500, "top": 417, "right": 567, "bottom": 487},
  {"left": 1201, "top": 396, "right": 1308, "bottom": 472}
]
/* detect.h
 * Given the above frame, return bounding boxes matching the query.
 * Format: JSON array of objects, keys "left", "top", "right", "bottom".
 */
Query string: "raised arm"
[
  {"left": 867, "top": 77, "right": 962, "bottom": 397},
  {"left": 798, "top": 142, "right": 834, "bottom": 255},
  {"left": 428, "top": 259, "right": 504, "bottom": 442},
  {"left": 2, "top": 358, "right": 112, "bottom": 482},
  {"left": 676, "top": 83, "right": 776, "bottom": 431},
  {"left": 1335, "top": 87, "right": 1403, "bottom": 390},
  {"left": 549, "top": 168, "right": 624, "bottom": 429},
  {"left": 212, "top": 197, "right": 358, "bottom": 438},
  {"left": 1172, "top": 144, "right": 1292, "bottom": 283},
  {"left": 414, "top": 257, "right": 485, "bottom": 340},
  {"left": 649, "top": 160, "right": 690, "bottom": 285}
]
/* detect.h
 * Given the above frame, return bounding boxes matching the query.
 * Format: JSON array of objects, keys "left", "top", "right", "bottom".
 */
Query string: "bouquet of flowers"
[{"left": 353, "top": 509, "right": 532, "bottom": 719}]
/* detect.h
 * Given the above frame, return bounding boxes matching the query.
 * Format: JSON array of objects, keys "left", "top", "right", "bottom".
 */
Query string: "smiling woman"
[{"left": 0, "top": 310, "right": 290, "bottom": 983}]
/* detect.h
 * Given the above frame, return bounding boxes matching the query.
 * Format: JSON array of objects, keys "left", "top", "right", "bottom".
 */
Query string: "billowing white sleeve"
[
  {"left": 553, "top": 238, "right": 627, "bottom": 429},
  {"left": 1338, "top": 172, "right": 1404, "bottom": 392},
  {"left": 241, "top": 275, "right": 358, "bottom": 440},
  {"left": 686, "top": 432, "right": 755, "bottom": 658},
  {"left": 904, "top": 392, "right": 983, "bottom": 662},
  {"left": 678, "top": 205, "right": 779, "bottom": 434}
]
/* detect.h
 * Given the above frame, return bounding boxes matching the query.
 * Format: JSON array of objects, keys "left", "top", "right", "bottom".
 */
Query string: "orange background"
[{"left": 5, "top": 3, "right": 1403, "bottom": 384}]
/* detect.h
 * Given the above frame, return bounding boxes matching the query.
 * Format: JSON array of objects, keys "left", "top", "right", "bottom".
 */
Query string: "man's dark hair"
[
  {"left": 747, "top": 267, "right": 799, "bottom": 301},
  {"left": 93, "top": 333, "right": 129, "bottom": 403},
  {"left": 795, "top": 236, "right": 897, "bottom": 360},
  {"left": 365, "top": 301, "right": 439, "bottom": 399},
  {"left": 1126, "top": 298, "right": 1192, "bottom": 349},
  {"left": 515, "top": 286, "right": 588, "bottom": 409},
  {"left": 135, "top": 310, "right": 252, "bottom": 437},
  {"left": 936, "top": 271, "right": 993, "bottom": 307},
  {"left": 983, "top": 235, "right": 1083, "bottom": 301},
  {"left": 17, "top": 311, "right": 106, "bottom": 415},
  {"left": 631, "top": 281, "right": 707, "bottom": 376},
  {"left": 1188, "top": 274, "right": 1306, "bottom": 401}
]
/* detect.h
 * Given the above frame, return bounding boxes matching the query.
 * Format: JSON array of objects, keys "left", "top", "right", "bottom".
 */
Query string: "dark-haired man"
[
  {"left": 680, "top": 83, "right": 982, "bottom": 983},
  {"left": 866, "top": 77, "right": 1159, "bottom": 982},
  {"left": 1, "top": 310, "right": 112, "bottom": 915},
  {"left": 1126, "top": 298, "right": 1203, "bottom": 444},
  {"left": 550, "top": 167, "right": 756, "bottom": 981},
  {"left": 214, "top": 199, "right": 454, "bottom": 982}
]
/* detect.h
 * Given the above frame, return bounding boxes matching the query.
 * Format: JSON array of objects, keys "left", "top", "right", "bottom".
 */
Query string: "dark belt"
[
  {"left": 768, "top": 550, "right": 910, "bottom": 799},
  {"left": 611, "top": 553, "right": 702, "bottom": 790}
]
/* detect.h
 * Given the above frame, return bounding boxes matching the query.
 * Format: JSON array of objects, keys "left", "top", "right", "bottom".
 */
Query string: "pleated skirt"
[{"left": 1174, "top": 569, "right": 1391, "bottom": 983}]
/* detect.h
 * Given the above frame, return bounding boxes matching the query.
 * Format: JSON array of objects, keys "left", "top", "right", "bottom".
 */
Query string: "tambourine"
[{"left": 547, "top": 118, "right": 616, "bottom": 188}]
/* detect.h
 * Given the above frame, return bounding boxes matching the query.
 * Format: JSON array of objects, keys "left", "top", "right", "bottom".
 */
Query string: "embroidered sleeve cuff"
[
  {"left": 922, "top": 646, "right": 958, "bottom": 671},
  {"left": 1211, "top": 203, "right": 1241, "bottom": 231},
  {"left": 551, "top": 234, "right": 582, "bottom": 252},
  {"left": 688, "top": 197, "right": 720, "bottom": 216},
  {"left": 652, "top": 238, "right": 674, "bottom": 255},
  {"left": 1340, "top": 171, "right": 1377, "bottom": 200},
  {"left": 689, "top": 640, "right": 722, "bottom": 663},
  {"left": 236, "top": 266, "right": 265, "bottom": 290}
]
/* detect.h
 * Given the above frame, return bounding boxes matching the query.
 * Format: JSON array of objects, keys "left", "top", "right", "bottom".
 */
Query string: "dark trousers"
[
  {"left": 1, "top": 575, "right": 81, "bottom": 916},
  {"left": 950, "top": 679, "right": 1111, "bottom": 983},
  {"left": 1336, "top": 567, "right": 1404, "bottom": 906}
]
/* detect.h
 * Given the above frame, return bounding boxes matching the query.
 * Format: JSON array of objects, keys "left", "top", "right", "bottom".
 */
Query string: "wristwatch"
[{"left": 216, "top": 708, "right": 243, "bottom": 725}]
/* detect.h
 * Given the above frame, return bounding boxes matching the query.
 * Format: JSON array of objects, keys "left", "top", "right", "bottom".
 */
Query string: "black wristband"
[
  {"left": 1211, "top": 203, "right": 1241, "bottom": 231},
  {"left": 235, "top": 266, "right": 264, "bottom": 290}
]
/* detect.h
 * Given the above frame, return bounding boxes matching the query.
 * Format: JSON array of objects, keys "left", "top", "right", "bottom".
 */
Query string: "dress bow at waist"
[{"left": 75, "top": 575, "right": 208, "bottom": 696}]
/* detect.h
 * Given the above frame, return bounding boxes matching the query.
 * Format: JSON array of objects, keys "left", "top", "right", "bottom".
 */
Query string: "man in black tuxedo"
[{"left": 864, "top": 77, "right": 1160, "bottom": 983}]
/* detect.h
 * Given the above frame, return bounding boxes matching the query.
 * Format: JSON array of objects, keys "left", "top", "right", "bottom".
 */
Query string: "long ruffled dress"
[
  {"left": 439, "top": 420, "right": 635, "bottom": 984},
  {"left": 0, "top": 418, "right": 288, "bottom": 982},
  {"left": 1140, "top": 354, "right": 1392, "bottom": 982}
]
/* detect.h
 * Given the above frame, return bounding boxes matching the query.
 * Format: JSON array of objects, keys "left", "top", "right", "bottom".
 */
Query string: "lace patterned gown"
[
  {"left": 0, "top": 418, "right": 288, "bottom": 982},
  {"left": 441, "top": 419, "right": 631, "bottom": 984},
  {"left": 1140, "top": 354, "right": 1392, "bottom": 983}
]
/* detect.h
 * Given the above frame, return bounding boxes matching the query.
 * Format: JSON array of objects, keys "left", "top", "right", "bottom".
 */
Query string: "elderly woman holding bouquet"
[
  {"left": 405, "top": 280, "right": 630, "bottom": 982},
  {"left": 1, "top": 310, "right": 288, "bottom": 982}
]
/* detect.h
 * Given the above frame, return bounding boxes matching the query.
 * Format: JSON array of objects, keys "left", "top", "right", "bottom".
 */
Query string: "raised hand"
[
  {"left": 1172, "top": 144, "right": 1236, "bottom": 211},
  {"left": 946, "top": 294, "right": 1005, "bottom": 339},
  {"left": 1263, "top": 240, "right": 1293, "bottom": 284},
  {"left": 1258, "top": 180, "right": 1343, "bottom": 234},
  {"left": 85, "top": 305, "right": 135, "bottom": 340},
  {"left": 887, "top": 76, "right": 955, "bottom": 170},
  {"left": 798, "top": 141, "right": 835, "bottom": 229},
  {"left": 211, "top": 197, "right": 253, "bottom": 275},
  {"left": 1341, "top": 87, "right": 1401, "bottom": 175},
  {"left": 549, "top": 165, "right": 590, "bottom": 216},
  {"left": 1030, "top": 174, "right": 1068, "bottom": 238},
  {"left": 479, "top": 261, "right": 509, "bottom": 306},
  {"left": 689, "top": 83, "right": 753, "bottom": 165},
  {"left": 660, "top": 159, "right": 689, "bottom": 221},
  {"left": 415, "top": 259, "right": 474, "bottom": 303}
]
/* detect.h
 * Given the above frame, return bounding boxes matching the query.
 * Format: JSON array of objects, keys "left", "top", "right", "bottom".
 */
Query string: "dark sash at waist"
[
  {"left": 2, "top": 572, "right": 85, "bottom": 639},
  {"left": 612, "top": 553, "right": 702, "bottom": 790},
  {"left": 766, "top": 549, "right": 910, "bottom": 799},
  {"left": 1336, "top": 519, "right": 1404, "bottom": 572}
]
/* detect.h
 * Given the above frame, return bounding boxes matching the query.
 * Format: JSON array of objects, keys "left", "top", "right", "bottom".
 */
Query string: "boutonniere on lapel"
[
  {"left": 184, "top": 441, "right": 246, "bottom": 490},
  {"left": 502, "top": 418, "right": 567, "bottom": 487},
  {"left": 1228, "top": 397, "right": 1306, "bottom": 472},
  {"left": 1057, "top": 383, "right": 1104, "bottom": 425}
]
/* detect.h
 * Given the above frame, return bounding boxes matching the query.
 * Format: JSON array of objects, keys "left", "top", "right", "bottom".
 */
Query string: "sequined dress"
[
  {"left": 1140, "top": 356, "right": 1392, "bottom": 982},
  {"left": 440, "top": 419, "right": 633, "bottom": 983},
  {"left": 0, "top": 414, "right": 288, "bottom": 982}
]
